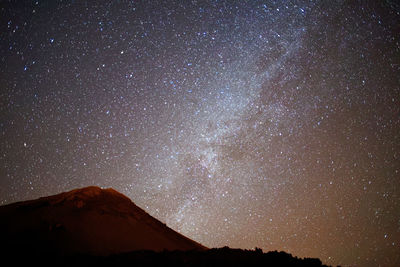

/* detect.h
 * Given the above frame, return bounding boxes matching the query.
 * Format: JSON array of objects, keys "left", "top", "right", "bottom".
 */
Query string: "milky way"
[{"left": 1, "top": 1, "right": 399, "bottom": 266}]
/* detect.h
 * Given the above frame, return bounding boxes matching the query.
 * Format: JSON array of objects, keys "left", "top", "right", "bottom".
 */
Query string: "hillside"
[
  {"left": 0, "top": 186, "right": 205, "bottom": 256},
  {"left": 0, "top": 186, "right": 329, "bottom": 266}
]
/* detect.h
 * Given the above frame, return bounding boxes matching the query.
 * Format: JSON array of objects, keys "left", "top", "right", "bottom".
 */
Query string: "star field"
[{"left": 1, "top": 1, "right": 400, "bottom": 266}]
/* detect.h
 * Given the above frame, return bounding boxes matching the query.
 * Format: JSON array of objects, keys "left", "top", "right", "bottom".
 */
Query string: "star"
[{"left": 1, "top": 1, "right": 399, "bottom": 266}]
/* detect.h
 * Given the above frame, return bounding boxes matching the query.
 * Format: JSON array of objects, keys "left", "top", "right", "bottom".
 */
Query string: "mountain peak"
[
  {"left": 56, "top": 186, "right": 130, "bottom": 204},
  {"left": 0, "top": 186, "right": 206, "bottom": 256},
  {"left": 67, "top": 185, "right": 103, "bottom": 196},
  {"left": 30, "top": 186, "right": 134, "bottom": 211}
]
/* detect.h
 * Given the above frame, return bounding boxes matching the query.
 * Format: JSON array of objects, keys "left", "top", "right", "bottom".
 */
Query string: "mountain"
[
  {"left": 0, "top": 186, "right": 206, "bottom": 256},
  {"left": 0, "top": 187, "right": 330, "bottom": 266}
]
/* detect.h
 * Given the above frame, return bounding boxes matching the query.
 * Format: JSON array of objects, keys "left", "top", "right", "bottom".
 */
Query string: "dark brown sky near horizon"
[{"left": 0, "top": 1, "right": 399, "bottom": 266}]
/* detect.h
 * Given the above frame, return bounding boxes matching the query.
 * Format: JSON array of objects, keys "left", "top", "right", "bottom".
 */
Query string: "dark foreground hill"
[
  {"left": 0, "top": 186, "right": 329, "bottom": 266},
  {"left": 25, "top": 247, "right": 328, "bottom": 267},
  {"left": 0, "top": 186, "right": 205, "bottom": 255}
]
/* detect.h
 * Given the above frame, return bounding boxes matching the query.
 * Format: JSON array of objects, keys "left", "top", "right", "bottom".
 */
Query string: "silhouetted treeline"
[{"left": 4, "top": 246, "right": 331, "bottom": 267}]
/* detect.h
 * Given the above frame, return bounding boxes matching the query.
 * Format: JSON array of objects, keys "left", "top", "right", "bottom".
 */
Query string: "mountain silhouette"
[
  {"left": 0, "top": 186, "right": 205, "bottom": 256},
  {"left": 0, "top": 186, "right": 330, "bottom": 266}
]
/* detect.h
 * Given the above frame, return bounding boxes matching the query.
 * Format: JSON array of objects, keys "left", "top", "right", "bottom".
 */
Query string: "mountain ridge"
[
  {"left": 0, "top": 186, "right": 206, "bottom": 256},
  {"left": 0, "top": 186, "right": 330, "bottom": 266}
]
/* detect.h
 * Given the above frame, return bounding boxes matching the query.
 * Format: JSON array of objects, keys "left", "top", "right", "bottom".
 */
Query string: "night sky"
[{"left": 1, "top": 1, "right": 399, "bottom": 266}]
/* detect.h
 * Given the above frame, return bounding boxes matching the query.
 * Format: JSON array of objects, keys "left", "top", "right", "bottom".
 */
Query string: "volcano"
[
  {"left": 0, "top": 187, "right": 329, "bottom": 266},
  {"left": 0, "top": 186, "right": 206, "bottom": 256}
]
